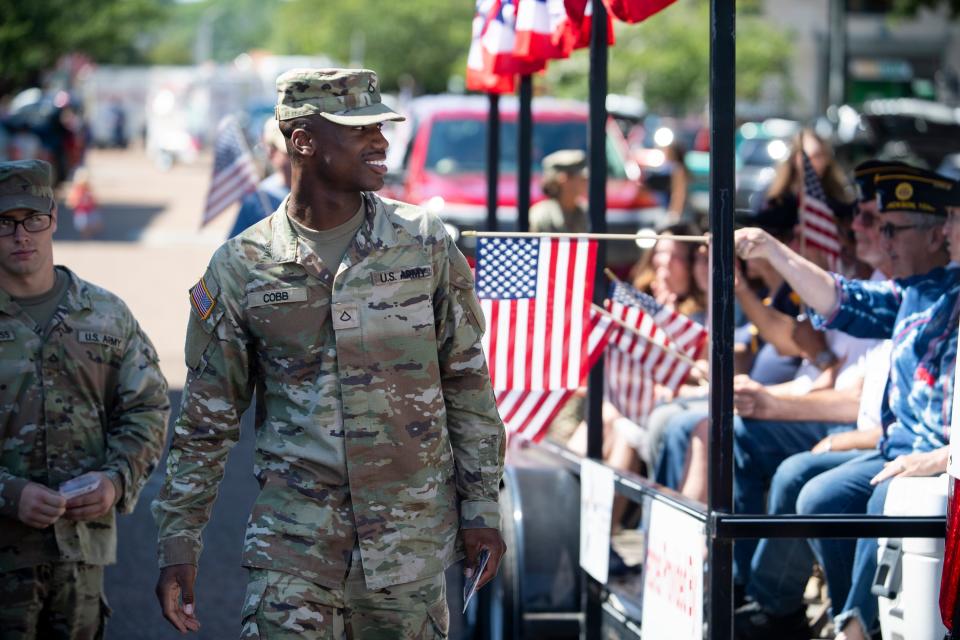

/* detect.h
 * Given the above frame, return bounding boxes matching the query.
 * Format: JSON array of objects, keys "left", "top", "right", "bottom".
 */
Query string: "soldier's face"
[
  {"left": 0, "top": 206, "right": 57, "bottom": 281},
  {"left": 311, "top": 119, "right": 389, "bottom": 192}
]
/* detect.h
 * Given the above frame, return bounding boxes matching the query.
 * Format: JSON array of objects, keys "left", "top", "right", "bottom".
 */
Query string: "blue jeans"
[
  {"left": 747, "top": 449, "right": 865, "bottom": 614},
  {"left": 653, "top": 409, "right": 706, "bottom": 489},
  {"left": 796, "top": 450, "right": 890, "bottom": 632},
  {"left": 733, "top": 417, "right": 854, "bottom": 585}
]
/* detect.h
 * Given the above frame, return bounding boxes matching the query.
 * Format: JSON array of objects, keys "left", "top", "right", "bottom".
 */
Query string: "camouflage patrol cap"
[
  {"left": 275, "top": 68, "right": 405, "bottom": 126},
  {"left": 0, "top": 160, "right": 54, "bottom": 215}
]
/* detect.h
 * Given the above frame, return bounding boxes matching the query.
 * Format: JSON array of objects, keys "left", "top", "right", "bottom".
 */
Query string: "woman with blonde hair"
[{"left": 755, "top": 128, "right": 854, "bottom": 250}]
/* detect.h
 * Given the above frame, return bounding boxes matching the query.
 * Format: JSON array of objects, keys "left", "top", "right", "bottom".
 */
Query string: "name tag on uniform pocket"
[
  {"left": 78, "top": 330, "right": 123, "bottom": 349},
  {"left": 247, "top": 287, "right": 308, "bottom": 308},
  {"left": 371, "top": 265, "right": 432, "bottom": 286},
  {"left": 0, "top": 329, "right": 14, "bottom": 342}
]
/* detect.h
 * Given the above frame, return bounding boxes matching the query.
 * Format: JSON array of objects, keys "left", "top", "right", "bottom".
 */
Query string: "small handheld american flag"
[
  {"left": 604, "top": 282, "right": 707, "bottom": 425},
  {"left": 799, "top": 151, "right": 841, "bottom": 267},
  {"left": 201, "top": 115, "right": 260, "bottom": 226}
]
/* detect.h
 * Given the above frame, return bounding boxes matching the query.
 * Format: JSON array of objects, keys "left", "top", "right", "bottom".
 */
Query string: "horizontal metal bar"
[
  {"left": 530, "top": 440, "right": 709, "bottom": 522},
  {"left": 714, "top": 514, "right": 945, "bottom": 539}
]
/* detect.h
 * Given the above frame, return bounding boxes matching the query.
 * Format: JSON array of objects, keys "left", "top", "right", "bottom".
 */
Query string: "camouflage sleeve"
[
  {"left": 151, "top": 256, "right": 254, "bottom": 567},
  {"left": 435, "top": 236, "right": 506, "bottom": 531},
  {"left": 0, "top": 471, "right": 28, "bottom": 518},
  {"left": 103, "top": 316, "right": 170, "bottom": 514}
]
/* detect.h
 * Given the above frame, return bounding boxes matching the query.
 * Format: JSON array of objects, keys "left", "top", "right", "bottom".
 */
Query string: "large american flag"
[
  {"left": 477, "top": 237, "right": 597, "bottom": 391},
  {"left": 465, "top": 0, "right": 546, "bottom": 94},
  {"left": 201, "top": 116, "right": 260, "bottom": 226},
  {"left": 514, "top": 0, "right": 571, "bottom": 62},
  {"left": 799, "top": 151, "right": 841, "bottom": 266},
  {"left": 604, "top": 282, "right": 707, "bottom": 425},
  {"left": 497, "top": 308, "right": 613, "bottom": 441}
]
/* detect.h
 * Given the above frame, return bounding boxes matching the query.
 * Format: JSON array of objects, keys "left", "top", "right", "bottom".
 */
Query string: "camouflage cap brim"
[
  {"left": 0, "top": 193, "right": 53, "bottom": 215},
  {"left": 303, "top": 102, "right": 405, "bottom": 127}
]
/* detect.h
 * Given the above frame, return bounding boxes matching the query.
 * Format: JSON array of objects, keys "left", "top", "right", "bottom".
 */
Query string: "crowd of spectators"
[{"left": 543, "top": 129, "right": 960, "bottom": 640}]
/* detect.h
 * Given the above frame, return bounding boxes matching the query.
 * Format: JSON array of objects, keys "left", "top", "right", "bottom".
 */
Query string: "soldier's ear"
[
  {"left": 50, "top": 202, "right": 58, "bottom": 234},
  {"left": 290, "top": 128, "right": 315, "bottom": 157}
]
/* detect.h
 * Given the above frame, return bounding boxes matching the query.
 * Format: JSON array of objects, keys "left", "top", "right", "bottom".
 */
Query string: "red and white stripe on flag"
[
  {"left": 466, "top": 0, "right": 545, "bottom": 94},
  {"left": 514, "top": 0, "right": 571, "bottom": 62},
  {"left": 800, "top": 151, "right": 841, "bottom": 265},
  {"left": 561, "top": 0, "right": 614, "bottom": 51},
  {"left": 201, "top": 115, "right": 259, "bottom": 226},
  {"left": 478, "top": 236, "right": 597, "bottom": 391},
  {"left": 606, "top": 298, "right": 693, "bottom": 392},
  {"left": 498, "top": 308, "right": 614, "bottom": 441},
  {"left": 605, "top": 350, "right": 656, "bottom": 427},
  {"left": 467, "top": 0, "right": 517, "bottom": 93}
]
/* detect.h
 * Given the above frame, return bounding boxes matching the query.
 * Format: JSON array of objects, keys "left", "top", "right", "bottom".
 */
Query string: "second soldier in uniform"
[
  {"left": 0, "top": 159, "right": 169, "bottom": 639},
  {"left": 153, "top": 68, "right": 506, "bottom": 638}
]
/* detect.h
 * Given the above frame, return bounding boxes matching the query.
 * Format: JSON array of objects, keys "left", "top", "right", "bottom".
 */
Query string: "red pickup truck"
[{"left": 380, "top": 94, "right": 666, "bottom": 269}]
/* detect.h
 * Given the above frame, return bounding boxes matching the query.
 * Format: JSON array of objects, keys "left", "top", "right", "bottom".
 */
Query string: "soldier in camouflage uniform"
[
  {"left": 0, "top": 160, "right": 170, "bottom": 640},
  {"left": 152, "top": 68, "right": 506, "bottom": 639}
]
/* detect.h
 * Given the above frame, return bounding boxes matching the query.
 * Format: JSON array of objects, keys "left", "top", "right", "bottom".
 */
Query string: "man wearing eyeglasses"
[
  {"left": 0, "top": 160, "right": 169, "bottom": 639},
  {"left": 735, "top": 166, "right": 960, "bottom": 640}
]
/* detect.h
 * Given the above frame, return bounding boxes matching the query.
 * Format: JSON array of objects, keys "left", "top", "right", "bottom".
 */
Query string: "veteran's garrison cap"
[
  {"left": 876, "top": 168, "right": 956, "bottom": 217},
  {"left": 275, "top": 68, "right": 405, "bottom": 126}
]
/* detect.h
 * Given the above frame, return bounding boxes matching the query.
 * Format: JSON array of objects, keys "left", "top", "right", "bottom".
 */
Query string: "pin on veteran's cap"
[
  {"left": 0, "top": 159, "right": 54, "bottom": 215},
  {"left": 275, "top": 68, "right": 405, "bottom": 126},
  {"left": 876, "top": 168, "right": 956, "bottom": 217},
  {"left": 853, "top": 160, "right": 919, "bottom": 203}
]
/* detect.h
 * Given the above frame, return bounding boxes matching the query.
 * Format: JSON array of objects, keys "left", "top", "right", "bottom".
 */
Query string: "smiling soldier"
[{"left": 152, "top": 69, "right": 506, "bottom": 639}]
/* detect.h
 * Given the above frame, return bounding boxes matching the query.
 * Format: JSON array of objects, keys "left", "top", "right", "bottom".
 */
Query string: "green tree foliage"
[
  {"left": 147, "top": 0, "right": 286, "bottom": 66},
  {"left": 0, "top": 0, "right": 168, "bottom": 95},
  {"left": 269, "top": 0, "right": 474, "bottom": 93},
  {"left": 545, "top": 0, "right": 792, "bottom": 114}
]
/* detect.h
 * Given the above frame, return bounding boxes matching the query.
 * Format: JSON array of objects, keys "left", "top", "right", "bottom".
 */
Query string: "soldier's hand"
[
  {"left": 156, "top": 564, "right": 201, "bottom": 634},
  {"left": 17, "top": 482, "right": 66, "bottom": 528},
  {"left": 462, "top": 527, "right": 507, "bottom": 590},
  {"left": 63, "top": 472, "right": 117, "bottom": 521}
]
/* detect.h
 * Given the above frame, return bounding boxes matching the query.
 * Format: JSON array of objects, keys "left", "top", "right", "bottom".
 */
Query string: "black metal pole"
[
  {"left": 583, "top": 3, "right": 608, "bottom": 640},
  {"left": 707, "top": 0, "right": 736, "bottom": 638},
  {"left": 486, "top": 93, "right": 501, "bottom": 232},
  {"left": 518, "top": 75, "right": 533, "bottom": 232}
]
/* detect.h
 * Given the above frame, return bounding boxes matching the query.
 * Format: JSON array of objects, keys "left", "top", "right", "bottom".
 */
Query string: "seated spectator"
[
  {"left": 734, "top": 166, "right": 960, "bottom": 640},
  {"left": 753, "top": 128, "right": 855, "bottom": 255},
  {"left": 733, "top": 160, "right": 926, "bottom": 640}
]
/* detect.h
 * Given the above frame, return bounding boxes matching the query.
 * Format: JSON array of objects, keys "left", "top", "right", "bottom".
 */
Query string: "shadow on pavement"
[{"left": 55, "top": 202, "right": 166, "bottom": 243}]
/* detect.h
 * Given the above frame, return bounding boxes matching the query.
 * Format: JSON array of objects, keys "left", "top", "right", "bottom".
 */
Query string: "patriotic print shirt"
[{"left": 811, "top": 264, "right": 960, "bottom": 459}]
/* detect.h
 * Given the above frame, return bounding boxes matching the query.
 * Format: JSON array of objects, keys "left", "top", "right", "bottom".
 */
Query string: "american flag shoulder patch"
[{"left": 190, "top": 277, "right": 216, "bottom": 320}]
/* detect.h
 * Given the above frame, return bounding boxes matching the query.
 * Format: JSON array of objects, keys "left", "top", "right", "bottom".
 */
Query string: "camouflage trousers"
[
  {"left": 240, "top": 548, "right": 448, "bottom": 639},
  {"left": 0, "top": 562, "right": 108, "bottom": 640}
]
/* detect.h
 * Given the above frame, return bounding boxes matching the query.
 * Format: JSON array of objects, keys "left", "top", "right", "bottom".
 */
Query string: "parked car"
[
  {"left": 381, "top": 94, "right": 665, "bottom": 269},
  {"left": 734, "top": 118, "right": 799, "bottom": 214}
]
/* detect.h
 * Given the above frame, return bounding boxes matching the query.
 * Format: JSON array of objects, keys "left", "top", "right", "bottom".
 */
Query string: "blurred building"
[{"left": 762, "top": 0, "right": 960, "bottom": 117}]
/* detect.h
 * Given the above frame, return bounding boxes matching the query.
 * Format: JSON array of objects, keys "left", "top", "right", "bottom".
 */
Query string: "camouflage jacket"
[
  {"left": 152, "top": 193, "right": 505, "bottom": 590},
  {"left": 0, "top": 268, "right": 169, "bottom": 571}
]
